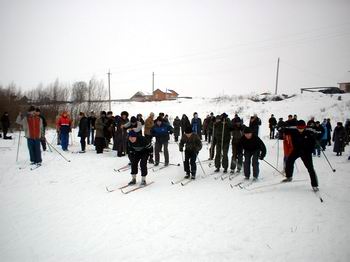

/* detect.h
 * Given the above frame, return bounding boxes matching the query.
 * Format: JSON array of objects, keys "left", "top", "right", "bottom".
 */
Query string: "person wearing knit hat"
[
  {"left": 151, "top": 117, "right": 174, "bottom": 166},
  {"left": 179, "top": 126, "right": 202, "bottom": 179},
  {"left": 239, "top": 126, "right": 266, "bottom": 180},
  {"left": 282, "top": 119, "right": 320, "bottom": 191},
  {"left": 127, "top": 130, "right": 153, "bottom": 186}
]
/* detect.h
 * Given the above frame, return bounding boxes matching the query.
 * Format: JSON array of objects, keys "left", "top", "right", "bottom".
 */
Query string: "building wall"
[{"left": 339, "top": 83, "right": 350, "bottom": 93}]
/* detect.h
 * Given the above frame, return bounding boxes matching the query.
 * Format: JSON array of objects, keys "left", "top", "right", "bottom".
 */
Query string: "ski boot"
[
  {"left": 128, "top": 175, "right": 137, "bottom": 185},
  {"left": 140, "top": 176, "right": 147, "bottom": 186}
]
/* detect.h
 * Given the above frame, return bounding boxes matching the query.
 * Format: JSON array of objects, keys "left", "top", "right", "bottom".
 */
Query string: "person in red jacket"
[
  {"left": 16, "top": 106, "right": 43, "bottom": 166},
  {"left": 57, "top": 111, "right": 72, "bottom": 151}
]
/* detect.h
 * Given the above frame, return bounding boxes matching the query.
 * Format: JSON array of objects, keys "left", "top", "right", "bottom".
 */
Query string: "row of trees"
[{"left": 0, "top": 77, "right": 108, "bottom": 128}]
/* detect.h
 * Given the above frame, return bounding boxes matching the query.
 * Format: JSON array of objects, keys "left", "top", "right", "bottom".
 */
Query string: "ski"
[
  {"left": 152, "top": 165, "right": 171, "bottom": 172},
  {"left": 106, "top": 183, "right": 131, "bottom": 192},
  {"left": 244, "top": 179, "right": 307, "bottom": 191},
  {"left": 221, "top": 173, "right": 230, "bottom": 180},
  {"left": 171, "top": 177, "right": 188, "bottom": 185},
  {"left": 229, "top": 173, "right": 241, "bottom": 180},
  {"left": 181, "top": 179, "right": 193, "bottom": 186},
  {"left": 159, "top": 162, "right": 181, "bottom": 167},
  {"left": 30, "top": 164, "right": 42, "bottom": 171},
  {"left": 230, "top": 179, "right": 250, "bottom": 189},
  {"left": 313, "top": 188, "right": 324, "bottom": 203},
  {"left": 121, "top": 181, "right": 155, "bottom": 194},
  {"left": 114, "top": 164, "right": 131, "bottom": 172}
]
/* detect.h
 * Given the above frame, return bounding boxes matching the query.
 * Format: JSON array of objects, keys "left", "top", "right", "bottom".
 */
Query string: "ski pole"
[
  {"left": 16, "top": 129, "right": 21, "bottom": 162},
  {"left": 262, "top": 159, "right": 285, "bottom": 176},
  {"left": 320, "top": 149, "right": 336, "bottom": 172},
  {"left": 197, "top": 156, "right": 206, "bottom": 176},
  {"left": 46, "top": 139, "right": 71, "bottom": 162}
]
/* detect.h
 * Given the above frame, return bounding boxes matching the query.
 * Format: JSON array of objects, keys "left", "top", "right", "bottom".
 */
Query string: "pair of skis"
[
  {"left": 171, "top": 177, "right": 194, "bottom": 186},
  {"left": 106, "top": 181, "right": 154, "bottom": 194}
]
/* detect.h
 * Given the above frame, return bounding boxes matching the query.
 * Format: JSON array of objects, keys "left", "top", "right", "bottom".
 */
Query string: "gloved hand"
[
  {"left": 259, "top": 154, "right": 265, "bottom": 160},
  {"left": 179, "top": 148, "right": 183, "bottom": 152}
]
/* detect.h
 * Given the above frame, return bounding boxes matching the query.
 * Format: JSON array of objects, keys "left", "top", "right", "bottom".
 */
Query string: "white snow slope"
[{"left": 0, "top": 93, "right": 349, "bottom": 262}]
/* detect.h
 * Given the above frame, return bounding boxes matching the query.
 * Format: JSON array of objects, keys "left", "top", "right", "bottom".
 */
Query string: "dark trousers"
[
  {"left": 130, "top": 152, "right": 149, "bottom": 176},
  {"left": 243, "top": 150, "right": 260, "bottom": 178},
  {"left": 40, "top": 137, "right": 47, "bottom": 151},
  {"left": 269, "top": 128, "right": 275, "bottom": 139},
  {"left": 80, "top": 136, "right": 87, "bottom": 151},
  {"left": 231, "top": 143, "right": 243, "bottom": 171},
  {"left": 184, "top": 150, "right": 197, "bottom": 176},
  {"left": 215, "top": 142, "right": 229, "bottom": 169},
  {"left": 285, "top": 152, "right": 318, "bottom": 187},
  {"left": 155, "top": 140, "right": 169, "bottom": 164},
  {"left": 145, "top": 134, "right": 154, "bottom": 161},
  {"left": 95, "top": 137, "right": 105, "bottom": 154},
  {"left": 27, "top": 138, "right": 42, "bottom": 164},
  {"left": 87, "top": 128, "right": 95, "bottom": 145}
]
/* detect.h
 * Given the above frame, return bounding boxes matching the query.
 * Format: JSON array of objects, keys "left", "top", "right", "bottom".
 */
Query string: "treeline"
[{"left": 0, "top": 77, "right": 108, "bottom": 128}]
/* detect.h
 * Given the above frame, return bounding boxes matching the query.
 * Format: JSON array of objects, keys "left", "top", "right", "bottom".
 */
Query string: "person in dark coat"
[
  {"left": 345, "top": 119, "right": 350, "bottom": 146},
  {"left": 276, "top": 117, "right": 285, "bottom": 140},
  {"left": 326, "top": 118, "right": 332, "bottom": 146},
  {"left": 78, "top": 112, "right": 89, "bottom": 153},
  {"left": 268, "top": 114, "right": 277, "bottom": 139},
  {"left": 114, "top": 111, "right": 129, "bottom": 156},
  {"left": 239, "top": 127, "right": 266, "bottom": 180},
  {"left": 313, "top": 121, "right": 325, "bottom": 157},
  {"left": 282, "top": 120, "right": 319, "bottom": 190},
  {"left": 230, "top": 119, "right": 244, "bottom": 173},
  {"left": 213, "top": 113, "right": 232, "bottom": 173},
  {"left": 180, "top": 114, "right": 191, "bottom": 135},
  {"left": 0, "top": 112, "right": 11, "bottom": 139},
  {"left": 332, "top": 122, "right": 346, "bottom": 156},
  {"left": 151, "top": 116, "right": 173, "bottom": 166},
  {"left": 179, "top": 126, "right": 202, "bottom": 179},
  {"left": 127, "top": 130, "right": 153, "bottom": 186},
  {"left": 172, "top": 116, "right": 181, "bottom": 142},
  {"left": 191, "top": 112, "right": 202, "bottom": 140},
  {"left": 207, "top": 112, "right": 215, "bottom": 143},
  {"left": 104, "top": 111, "right": 115, "bottom": 148},
  {"left": 94, "top": 111, "right": 107, "bottom": 154},
  {"left": 249, "top": 114, "right": 261, "bottom": 136}
]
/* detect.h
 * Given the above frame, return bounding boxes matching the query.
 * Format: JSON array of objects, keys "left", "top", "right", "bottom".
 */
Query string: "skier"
[
  {"left": 230, "top": 118, "right": 244, "bottom": 173},
  {"left": 268, "top": 114, "right": 277, "bottom": 139},
  {"left": 191, "top": 112, "right": 202, "bottom": 140},
  {"left": 94, "top": 111, "right": 107, "bottom": 154},
  {"left": 77, "top": 112, "right": 89, "bottom": 153},
  {"left": 151, "top": 116, "right": 173, "bottom": 166},
  {"left": 239, "top": 127, "right": 266, "bottom": 180},
  {"left": 16, "top": 106, "right": 43, "bottom": 165},
  {"left": 180, "top": 114, "right": 191, "bottom": 135},
  {"left": 56, "top": 111, "right": 72, "bottom": 151},
  {"left": 332, "top": 122, "right": 346, "bottom": 156},
  {"left": 326, "top": 118, "right": 332, "bottom": 146},
  {"left": 144, "top": 112, "right": 155, "bottom": 163},
  {"left": 127, "top": 130, "right": 153, "bottom": 186},
  {"left": 179, "top": 126, "right": 202, "bottom": 179},
  {"left": 213, "top": 113, "right": 231, "bottom": 173},
  {"left": 282, "top": 120, "right": 319, "bottom": 191},
  {"left": 313, "top": 121, "right": 325, "bottom": 157},
  {"left": 115, "top": 111, "right": 129, "bottom": 156}
]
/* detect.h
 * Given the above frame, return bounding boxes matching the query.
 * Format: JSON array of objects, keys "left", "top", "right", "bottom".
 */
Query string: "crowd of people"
[{"left": 2, "top": 106, "right": 350, "bottom": 190}]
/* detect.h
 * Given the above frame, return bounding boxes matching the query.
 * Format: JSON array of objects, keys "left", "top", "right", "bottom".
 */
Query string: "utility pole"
[
  {"left": 152, "top": 72, "right": 155, "bottom": 94},
  {"left": 274, "top": 57, "right": 280, "bottom": 95},
  {"left": 107, "top": 69, "right": 111, "bottom": 111}
]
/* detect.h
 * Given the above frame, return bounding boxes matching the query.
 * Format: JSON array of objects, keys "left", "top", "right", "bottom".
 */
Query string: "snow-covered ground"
[{"left": 0, "top": 93, "right": 349, "bottom": 262}]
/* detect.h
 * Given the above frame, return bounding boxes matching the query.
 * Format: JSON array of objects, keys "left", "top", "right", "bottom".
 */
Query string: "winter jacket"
[
  {"left": 144, "top": 116, "right": 155, "bottom": 136},
  {"left": 231, "top": 123, "right": 244, "bottom": 144},
  {"left": 151, "top": 122, "right": 173, "bottom": 143},
  {"left": 16, "top": 113, "right": 43, "bottom": 139},
  {"left": 213, "top": 118, "right": 232, "bottom": 144},
  {"left": 269, "top": 117, "right": 277, "bottom": 129},
  {"left": 333, "top": 126, "right": 346, "bottom": 153},
  {"left": 180, "top": 115, "right": 191, "bottom": 134},
  {"left": 95, "top": 116, "right": 106, "bottom": 138},
  {"left": 179, "top": 133, "right": 202, "bottom": 153},
  {"left": 239, "top": 134, "right": 266, "bottom": 159},
  {"left": 57, "top": 114, "right": 72, "bottom": 134},
  {"left": 127, "top": 136, "right": 153, "bottom": 156},
  {"left": 173, "top": 118, "right": 181, "bottom": 137},
  {"left": 78, "top": 116, "right": 89, "bottom": 137},
  {"left": 249, "top": 116, "right": 261, "bottom": 136},
  {"left": 1, "top": 114, "right": 10, "bottom": 129},
  {"left": 191, "top": 117, "right": 202, "bottom": 136},
  {"left": 284, "top": 128, "right": 316, "bottom": 155}
]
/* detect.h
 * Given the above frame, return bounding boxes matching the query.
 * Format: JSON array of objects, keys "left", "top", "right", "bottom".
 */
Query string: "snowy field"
[{"left": 0, "top": 93, "right": 350, "bottom": 262}]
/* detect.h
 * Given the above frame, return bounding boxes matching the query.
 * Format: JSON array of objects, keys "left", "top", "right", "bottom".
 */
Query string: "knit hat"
[
  {"left": 156, "top": 116, "right": 163, "bottom": 122},
  {"left": 243, "top": 127, "right": 253, "bottom": 134},
  {"left": 130, "top": 116, "right": 137, "bottom": 123},
  {"left": 128, "top": 130, "right": 138, "bottom": 137},
  {"left": 184, "top": 126, "right": 193, "bottom": 134},
  {"left": 296, "top": 120, "right": 306, "bottom": 129}
]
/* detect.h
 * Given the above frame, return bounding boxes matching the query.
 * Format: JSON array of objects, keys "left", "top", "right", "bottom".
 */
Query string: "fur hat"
[
  {"left": 128, "top": 130, "right": 138, "bottom": 137},
  {"left": 243, "top": 127, "right": 253, "bottom": 134},
  {"left": 185, "top": 126, "right": 193, "bottom": 134}
]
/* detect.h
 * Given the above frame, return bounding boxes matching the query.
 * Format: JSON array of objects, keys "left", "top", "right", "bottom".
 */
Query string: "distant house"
[
  {"left": 338, "top": 82, "right": 350, "bottom": 93},
  {"left": 130, "top": 89, "right": 179, "bottom": 102},
  {"left": 130, "top": 91, "right": 153, "bottom": 102}
]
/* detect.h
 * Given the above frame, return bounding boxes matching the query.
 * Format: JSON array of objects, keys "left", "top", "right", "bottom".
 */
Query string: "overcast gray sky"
[{"left": 0, "top": 0, "right": 349, "bottom": 98}]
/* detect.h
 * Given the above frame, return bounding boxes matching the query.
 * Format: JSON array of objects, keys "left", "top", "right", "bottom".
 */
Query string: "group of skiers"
[{"left": 3, "top": 105, "right": 350, "bottom": 190}]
